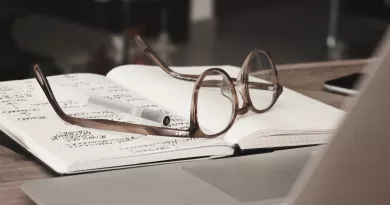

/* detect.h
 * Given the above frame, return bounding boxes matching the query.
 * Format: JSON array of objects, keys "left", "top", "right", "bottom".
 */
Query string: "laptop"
[{"left": 22, "top": 29, "right": 390, "bottom": 205}]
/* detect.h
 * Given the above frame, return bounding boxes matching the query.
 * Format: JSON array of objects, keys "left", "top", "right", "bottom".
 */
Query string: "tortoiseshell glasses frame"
[{"left": 33, "top": 35, "right": 283, "bottom": 138}]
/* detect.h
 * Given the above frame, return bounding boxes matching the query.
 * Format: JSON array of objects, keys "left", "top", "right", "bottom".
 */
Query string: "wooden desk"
[{"left": 0, "top": 60, "right": 368, "bottom": 205}]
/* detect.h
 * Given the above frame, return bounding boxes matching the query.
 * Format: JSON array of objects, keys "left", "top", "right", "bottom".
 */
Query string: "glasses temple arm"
[
  {"left": 201, "top": 79, "right": 275, "bottom": 91},
  {"left": 133, "top": 35, "right": 200, "bottom": 81},
  {"left": 247, "top": 81, "right": 276, "bottom": 90},
  {"left": 33, "top": 64, "right": 192, "bottom": 138},
  {"left": 133, "top": 36, "right": 278, "bottom": 92}
]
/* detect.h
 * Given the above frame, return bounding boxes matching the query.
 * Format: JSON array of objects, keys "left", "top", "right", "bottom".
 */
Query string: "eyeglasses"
[{"left": 33, "top": 35, "right": 283, "bottom": 138}]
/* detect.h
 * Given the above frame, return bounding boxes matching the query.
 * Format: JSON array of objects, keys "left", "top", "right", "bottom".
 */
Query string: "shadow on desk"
[{"left": 0, "top": 132, "right": 31, "bottom": 158}]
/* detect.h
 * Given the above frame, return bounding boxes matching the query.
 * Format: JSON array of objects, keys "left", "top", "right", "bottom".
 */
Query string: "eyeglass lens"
[
  {"left": 197, "top": 71, "right": 235, "bottom": 135},
  {"left": 247, "top": 51, "right": 277, "bottom": 110}
]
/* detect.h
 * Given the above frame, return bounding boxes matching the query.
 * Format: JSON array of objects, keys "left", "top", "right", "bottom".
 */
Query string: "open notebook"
[{"left": 0, "top": 65, "right": 343, "bottom": 174}]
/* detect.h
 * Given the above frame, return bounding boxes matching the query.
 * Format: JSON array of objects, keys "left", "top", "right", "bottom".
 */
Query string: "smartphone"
[{"left": 323, "top": 73, "right": 364, "bottom": 96}]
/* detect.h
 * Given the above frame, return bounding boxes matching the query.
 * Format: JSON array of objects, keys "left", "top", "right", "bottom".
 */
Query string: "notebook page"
[
  {"left": 107, "top": 65, "right": 344, "bottom": 146},
  {"left": 0, "top": 74, "right": 231, "bottom": 174}
]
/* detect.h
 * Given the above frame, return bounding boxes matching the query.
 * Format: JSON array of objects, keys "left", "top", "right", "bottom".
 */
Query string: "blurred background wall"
[{"left": 0, "top": 0, "right": 388, "bottom": 81}]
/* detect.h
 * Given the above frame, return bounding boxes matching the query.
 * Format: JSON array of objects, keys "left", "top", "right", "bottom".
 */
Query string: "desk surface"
[{"left": 0, "top": 60, "right": 367, "bottom": 205}]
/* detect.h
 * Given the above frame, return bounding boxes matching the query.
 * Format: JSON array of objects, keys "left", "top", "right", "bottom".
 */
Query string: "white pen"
[{"left": 87, "top": 95, "right": 170, "bottom": 126}]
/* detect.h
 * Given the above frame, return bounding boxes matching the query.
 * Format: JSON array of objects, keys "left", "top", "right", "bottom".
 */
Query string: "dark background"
[{"left": 0, "top": 0, "right": 389, "bottom": 81}]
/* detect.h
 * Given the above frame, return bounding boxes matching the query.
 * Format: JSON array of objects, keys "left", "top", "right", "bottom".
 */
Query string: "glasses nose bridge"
[
  {"left": 235, "top": 84, "right": 250, "bottom": 115},
  {"left": 236, "top": 65, "right": 249, "bottom": 109},
  {"left": 235, "top": 66, "right": 243, "bottom": 90}
]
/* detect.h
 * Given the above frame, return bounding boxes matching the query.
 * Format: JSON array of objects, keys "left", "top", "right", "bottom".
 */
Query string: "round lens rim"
[
  {"left": 245, "top": 50, "right": 279, "bottom": 113},
  {"left": 190, "top": 68, "right": 239, "bottom": 138}
]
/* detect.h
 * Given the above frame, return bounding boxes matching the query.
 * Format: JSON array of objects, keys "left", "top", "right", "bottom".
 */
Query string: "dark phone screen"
[{"left": 324, "top": 73, "right": 364, "bottom": 90}]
